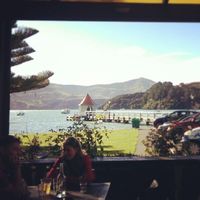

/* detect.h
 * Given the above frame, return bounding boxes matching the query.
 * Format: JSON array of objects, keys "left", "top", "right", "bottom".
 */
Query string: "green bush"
[
  {"left": 47, "top": 121, "right": 109, "bottom": 158},
  {"left": 143, "top": 126, "right": 185, "bottom": 156},
  {"left": 17, "top": 121, "right": 109, "bottom": 160},
  {"left": 17, "top": 133, "right": 42, "bottom": 160},
  {"left": 143, "top": 126, "right": 200, "bottom": 156}
]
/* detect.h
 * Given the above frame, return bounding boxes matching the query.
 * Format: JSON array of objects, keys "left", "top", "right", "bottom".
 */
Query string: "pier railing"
[{"left": 85, "top": 110, "right": 170, "bottom": 124}]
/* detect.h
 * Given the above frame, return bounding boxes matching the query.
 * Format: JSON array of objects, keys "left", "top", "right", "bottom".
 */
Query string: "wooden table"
[
  {"left": 28, "top": 182, "right": 110, "bottom": 200},
  {"left": 68, "top": 182, "right": 111, "bottom": 200}
]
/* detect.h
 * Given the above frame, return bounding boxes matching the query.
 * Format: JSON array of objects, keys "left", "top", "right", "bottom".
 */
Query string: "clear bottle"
[{"left": 56, "top": 162, "right": 66, "bottom": 196}]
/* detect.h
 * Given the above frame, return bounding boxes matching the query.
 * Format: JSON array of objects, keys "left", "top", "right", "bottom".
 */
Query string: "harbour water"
[{"left": 9, "top": 109, "right": 173, "bottom": 134}]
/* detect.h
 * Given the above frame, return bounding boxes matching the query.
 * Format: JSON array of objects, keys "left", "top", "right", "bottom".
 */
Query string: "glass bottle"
[{"left": 56, "top": 162, "right": 66, "bottom": 197}]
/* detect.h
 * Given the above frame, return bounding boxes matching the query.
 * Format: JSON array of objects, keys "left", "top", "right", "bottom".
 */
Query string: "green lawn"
[
  {"left": 14, "top": 128, "right": 139, "bottom": 156},
  {"left": 101, "top": 129, "right": 139, "bottom": 155}
]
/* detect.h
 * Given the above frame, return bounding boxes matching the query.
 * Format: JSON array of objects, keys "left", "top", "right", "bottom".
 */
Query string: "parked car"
[
  {"left": 153, "top": 110, "right": 198, "bottom": 128},
  {"left": 158, "top": 112, "right": 200, "bottom": 137},
  {"left": 171, "top": 112, "right": 200, "bottom": 132},
  {"left": 182, "top": 127, "right": 200, "bottom": 143},
  {"left": 181, "top": 127, "right": 200, "bottom": 155}
]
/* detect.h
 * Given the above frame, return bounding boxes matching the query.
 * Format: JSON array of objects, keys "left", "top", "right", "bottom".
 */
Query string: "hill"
[
  {"left": 10, "top": 77, "right": 155, "bottom": 109},
  {"left": 100, "top": 93, "right": 144, "bottom": 110},
  {"left": 101, "top": 81, "right": 200, "bottom": 110}
]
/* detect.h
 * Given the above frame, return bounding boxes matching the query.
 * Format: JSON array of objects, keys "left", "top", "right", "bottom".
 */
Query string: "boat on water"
[
  {"left": 61, "top": 109, "right": 70, "bottom": 114},
  {"left": 17, "top": 112, "right": 25, "bottom": 116}
]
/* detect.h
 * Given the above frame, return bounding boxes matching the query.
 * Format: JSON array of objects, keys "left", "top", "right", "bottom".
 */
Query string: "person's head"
[
  {"left": 0, "top": 135, "right": 21, "bottom": 165},
  {"left": 63, "top": 136, "right": 82, "bottom": 160}
]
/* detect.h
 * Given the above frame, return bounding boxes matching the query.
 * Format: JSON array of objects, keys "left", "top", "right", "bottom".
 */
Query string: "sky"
[{"left": 13, "top": 20, "right": 200, "bottom": 86}]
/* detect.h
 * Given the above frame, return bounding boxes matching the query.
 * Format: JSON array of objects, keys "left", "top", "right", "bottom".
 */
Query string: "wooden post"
[{"left": 0, "top": 20, "right": 11, "bottom": 137}]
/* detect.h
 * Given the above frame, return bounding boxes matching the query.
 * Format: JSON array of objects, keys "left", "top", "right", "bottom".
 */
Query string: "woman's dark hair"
[
  {"left": 0, "top": 135, "right": 20, "bottom": 148},
  {"left": 63, "top": 136, "right": 83, "bottom": 155}
]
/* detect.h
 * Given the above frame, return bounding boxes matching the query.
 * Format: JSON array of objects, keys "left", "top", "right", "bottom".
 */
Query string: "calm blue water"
[
  {"left": 9, "top": 109, "right": 171, "bottom": 134},
  {"left": 10, "top": 110, "right": 77, "bottom": 134}
]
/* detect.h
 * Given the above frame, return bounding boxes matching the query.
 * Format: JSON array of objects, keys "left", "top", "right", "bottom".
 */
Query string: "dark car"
[
  {"left": 172, "top": 112, "right": 200, "bottom": 132},
  {"left": 153, "top": 110, "right": 198, "bottom": 128}
]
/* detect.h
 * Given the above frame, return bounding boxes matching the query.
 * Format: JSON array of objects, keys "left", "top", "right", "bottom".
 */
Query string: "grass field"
[
  {"left": 101, "top": 129, "right": 139, "bottom": 155},
  {"left": 15, "top": 128, "right": 139, "bottom": 156}
]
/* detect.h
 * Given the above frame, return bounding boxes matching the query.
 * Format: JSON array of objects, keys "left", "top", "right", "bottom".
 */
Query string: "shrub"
[
  {"left": 47, "top": 120, "right": 109, "bottom": 158},
  {"left": 143, "top": 126, "right": 185, "bottom": 156},
  {"left": 144, "top": 125, "right": 200, "bottom": 156},
  {"left": 16, "top": 133, "right": 42, "bottom": 160}
]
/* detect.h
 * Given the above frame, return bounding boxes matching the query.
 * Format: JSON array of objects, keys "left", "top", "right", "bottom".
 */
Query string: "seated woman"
[
  {"left": 0, "top": 135, "right": 29, "bottom": 200},
  {"left": 47, "top": 136, "right": 95, "bottom": 191}
]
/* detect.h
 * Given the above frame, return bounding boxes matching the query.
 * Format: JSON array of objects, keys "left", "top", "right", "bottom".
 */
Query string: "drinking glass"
[
  {"left": 38, "top": 178, "right": 52, "bottom": 196},
  {"left": 80, "top": 181, "right": 87, "bottom": 193},
  {"left": 38, "top": 179, "right": 44, "bottom": 198}
]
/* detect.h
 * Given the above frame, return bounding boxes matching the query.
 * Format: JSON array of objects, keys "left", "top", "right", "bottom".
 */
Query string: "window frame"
[{"left": 1, "top": 1, "right": 200, "bottom": 136}]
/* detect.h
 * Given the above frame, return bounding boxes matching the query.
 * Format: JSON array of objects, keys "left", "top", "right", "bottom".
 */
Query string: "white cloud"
[{"left": 12, "top": 21, "right": 200, "bottom": 86}]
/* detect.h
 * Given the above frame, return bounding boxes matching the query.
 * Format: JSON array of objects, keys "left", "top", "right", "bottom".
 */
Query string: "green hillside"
[
  {"left": 102, "top": 81, "right": 200, "bottom": 110},
  {"left": 10, "top": 77, "right": 155, "bottom": 109}
]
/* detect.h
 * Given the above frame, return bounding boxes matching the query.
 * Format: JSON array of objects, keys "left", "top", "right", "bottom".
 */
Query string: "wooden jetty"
[{"left": 82, "top": 110, "right": 171, "bottom": 125}]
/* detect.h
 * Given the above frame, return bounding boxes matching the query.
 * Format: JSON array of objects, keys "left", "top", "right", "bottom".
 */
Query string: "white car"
[
  {"left": 157, "top": 122, "right": 173, "bottom": 132},
  {"left": 181, "top": 127, "right": 200, "bottom": 142}
]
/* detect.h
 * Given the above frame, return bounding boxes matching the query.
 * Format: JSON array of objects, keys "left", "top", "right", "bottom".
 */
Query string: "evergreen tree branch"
[
  {"left": 12, "top": 27, "right": 39, "bottom": 42},
  {"left": 10, "top": 71, "right": 54, "bottom": 93},
  {"left": 11, "top": 55, "right": 33, "bottom": 67},
  {"left": 10, "top": 22, "right": 54, "bottom": 93},
  {"left": 11, "top": 46, "right": 35, "bottom": 57},
  {"left": 11, "top": 40, "right": 29, "bottom": 49}
]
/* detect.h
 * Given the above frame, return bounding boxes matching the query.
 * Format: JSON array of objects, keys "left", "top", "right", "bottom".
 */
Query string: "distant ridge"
[
  {"left": 10, "top": 77, "right": 155, "bottom": 109},
  {"left": 100, "top": 81, "right": 200, "bottom": 110}
]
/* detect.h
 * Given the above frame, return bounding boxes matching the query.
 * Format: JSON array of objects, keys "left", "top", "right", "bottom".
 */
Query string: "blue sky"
[{"left": 13, "top": 21, "right": 200, "bottom": 86}]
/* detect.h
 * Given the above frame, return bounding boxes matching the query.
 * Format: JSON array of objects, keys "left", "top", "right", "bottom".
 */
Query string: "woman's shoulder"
[
  {"left": 51, "top": 156, "right": 63, "bottom": 168},
  {"left": 82, "top": 154, "right": 92, "bottom": 162}
]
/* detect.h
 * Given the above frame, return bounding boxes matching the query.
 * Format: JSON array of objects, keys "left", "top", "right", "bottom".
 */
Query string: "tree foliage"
[
  {"left": 17, "top": 121, "right": 109, "bottom": 160},
  {"left": 143, "top": 126, "right": 200, "bottom": 156},
  {"left": 143, "top": 127, "right": 184, "bottom": 156},
  {"left": 10, "top": 21, "right": 54, "bottom": 93},
  {"left": 47, "top": 120, "right": 109, "bottom": 158},
  {"left": 102, "top": 81, "right": 200, "bottom": 110}
]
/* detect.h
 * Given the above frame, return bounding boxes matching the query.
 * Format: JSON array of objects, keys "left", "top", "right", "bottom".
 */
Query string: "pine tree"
[{"left": 10, "top": 21, "right": 54, "bottom": 93}]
